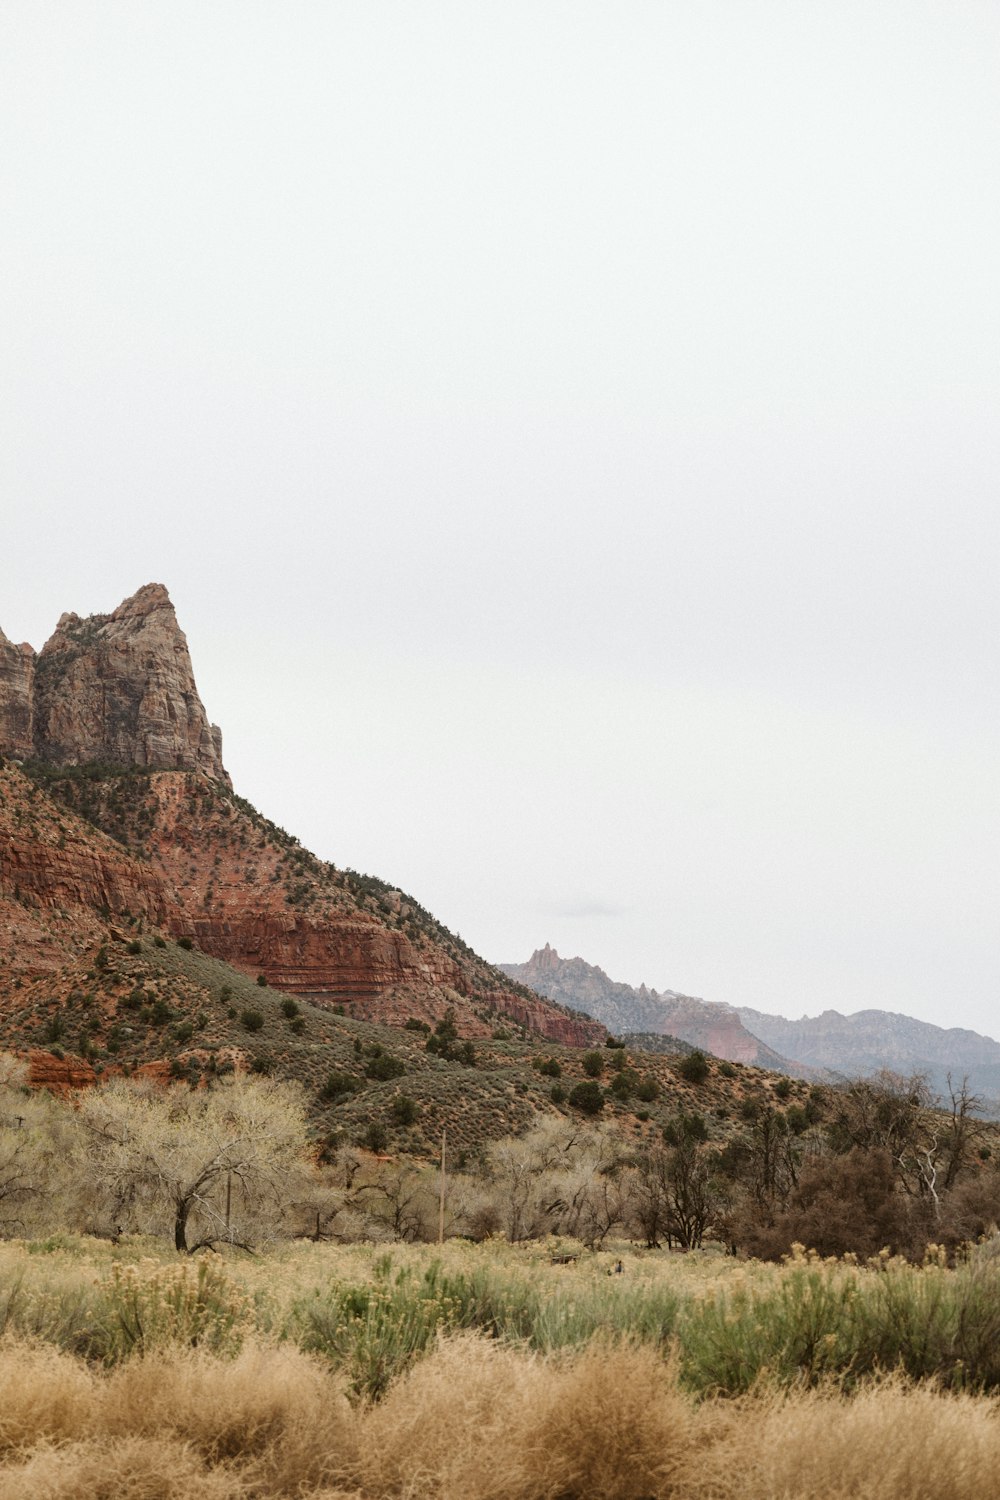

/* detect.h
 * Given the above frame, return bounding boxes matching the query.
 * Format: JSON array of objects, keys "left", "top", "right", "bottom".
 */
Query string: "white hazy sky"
[{"left": 2, "top": 3, "right": 998, "bottom": 1033}]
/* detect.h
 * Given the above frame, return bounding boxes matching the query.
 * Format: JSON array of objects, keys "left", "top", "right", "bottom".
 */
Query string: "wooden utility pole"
[{"left": 438, "top": 1128, "right": 446, "bottom": 1244}]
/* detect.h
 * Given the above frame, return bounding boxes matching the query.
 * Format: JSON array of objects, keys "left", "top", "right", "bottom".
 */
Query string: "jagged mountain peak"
[
  {"left": 1, "top": 584, "right": 229, "bottom": 785},
  {"left": 500, "top": 946, "right": 800, "bottom": 1073}
]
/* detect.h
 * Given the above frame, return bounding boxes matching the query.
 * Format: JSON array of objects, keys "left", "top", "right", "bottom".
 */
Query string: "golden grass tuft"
[
  {"left": 726, "top": 1379, "right": 1000, "bottom": 1500},
  {"left": 0, "top": 1334, "right": 359, "bottom": 1498},
  {"left": 360, "top": 1333, "right": 545, "bottom": 1499},
  {"left": 525, "top": 1340, "right": 695, "bottom": 1500},
  {"left": 0, "top": 1436, "right": 238, "bottom": 1500},
  {"left": 101, "top": 1339, "right": 359, "bottom": 1495},
  {"left": 362, "top": 1334, "right": 693, "bottom": 1500},
  {"left": 5, "top": 1287, "right": 1000, "bottom": 1499},
  {"left": 0, "top": 1341, "right": 98, "bottom": 1455},
  {"left": 358, "top": 1337, "right": 1000, "bottom": 1500}
]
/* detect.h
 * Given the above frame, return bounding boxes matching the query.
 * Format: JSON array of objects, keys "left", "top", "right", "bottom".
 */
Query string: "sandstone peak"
[
  {"left": 502, "top": 945, "right": 802, "bottom": 1072},
  {"left": 1, "top": 584, "right": 229, "bottom": 785},
  {"left": 112, "top": 581, "right": 173, "bottom": 618},
  {"left": 531, "top": 942, "right": 561, "bottom": 968}
]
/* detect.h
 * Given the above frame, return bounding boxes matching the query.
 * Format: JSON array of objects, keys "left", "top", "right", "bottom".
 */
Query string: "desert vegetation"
[
  {"left": 2, "top": 1049, "right": 999, "bottom": 1258},
  {"left": 4, "top": 1054, "right": 1000, "bottom": 1493},
  {"left": 3, "top": 1236, "right": 1000, "bottom": 1496}
]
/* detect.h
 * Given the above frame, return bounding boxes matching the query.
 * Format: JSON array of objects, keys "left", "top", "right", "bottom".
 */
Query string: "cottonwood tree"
[
  {"left": 828, "top": 1071, "right": 931, "bottom": 1164},
  {"left": 470, "top": 1119, "right": 630, "bottom": 1246},
  {"left": 289, "top": 1145, "right": 368, "bottom": 1242},
  {"left": 828, "top": 1071, "right": 983, "bottom": 1220},
  {"left": 629, "top": 1146, "right": 674, "bottom": 1249},
  {"left": 357, "top": 1159, "right": 436, "bottom": 1242},
  {"left": 77, "top": 1073, "right": 310, "bottom": 1251},
  {"left": 542, "top": 1127, "right": 632, "bottom": 1248},
  {"left": 733, "top": 1147, "right": 919, "bottom": 1261},
  {"left": 476, "top": 1119, "right": 576, "bottom": 1242},
  {"left": 0, "top": 1052, "right": 74, "bottom": 1237},
  {"left": 939, "top": 1075, "right": 986, "bottom": 1194}
]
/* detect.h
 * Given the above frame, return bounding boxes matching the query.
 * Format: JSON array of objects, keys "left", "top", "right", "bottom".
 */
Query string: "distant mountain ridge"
[
  {"left": 737, "top": 1006, "right": 1000, "bottom": 1106},
  {"left": 499, "top": 943, "right": 1000, "bottom": 1113},
  {"left": 498, "top": 945, "right": 803, "bottom": 1074}
]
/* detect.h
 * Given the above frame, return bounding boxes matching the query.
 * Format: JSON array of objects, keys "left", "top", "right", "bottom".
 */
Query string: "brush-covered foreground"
[{"left": 3, "top": 1238, "right": 1000, "bottom": 1497}]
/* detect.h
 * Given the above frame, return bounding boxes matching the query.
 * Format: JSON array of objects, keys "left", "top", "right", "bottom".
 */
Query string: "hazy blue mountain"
[{"left": 737, "top": 1005, "right": 1000, "bottom": 1107}]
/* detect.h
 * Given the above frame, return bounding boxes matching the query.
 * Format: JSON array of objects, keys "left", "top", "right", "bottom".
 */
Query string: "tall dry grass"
[
  {"left": 6, "top": 1237, "right": 1000, "bottom": 1496},
  {"left": 1, "top": 1333, "right": 1000, "bottom": 1499},
  {"left": 359, "top": 1334, "right": 694, "bottom": 1500},
  {"left": 0, "top": 1337, "right": 360, "bottom": 1498}
]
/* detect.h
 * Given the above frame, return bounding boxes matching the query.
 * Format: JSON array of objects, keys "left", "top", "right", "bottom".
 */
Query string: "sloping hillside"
[{"left": 1, "top": 584, "right": 602, "bottom": 1049}]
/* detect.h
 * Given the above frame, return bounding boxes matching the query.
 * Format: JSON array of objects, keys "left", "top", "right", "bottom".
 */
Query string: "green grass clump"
[{"left": 12, "top": 1224, "right": 1000, "bottom": 1406}]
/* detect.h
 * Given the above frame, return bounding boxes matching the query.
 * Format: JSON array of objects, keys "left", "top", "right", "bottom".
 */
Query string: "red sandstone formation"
[
  {"left": 26, "top": 1050, "right": 99, "bottom": 1096},
  {"left": 0, "top": 761, "right": 165, "bottom": 983},
  {"left": 0, "top": 585, "right": 604, "bottom": 1049},
  {"left": 22, "top": 1050, "right": 229, "bottom": 1098}
]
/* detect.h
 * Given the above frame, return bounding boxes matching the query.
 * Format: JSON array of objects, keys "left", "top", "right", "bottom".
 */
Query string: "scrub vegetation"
[
  {"left": 4, "top": 1054, "right": 1000, "bottom": 1494},
  {"left": 3, "top": 1239, "right": 1000, "bottom": 1497}
]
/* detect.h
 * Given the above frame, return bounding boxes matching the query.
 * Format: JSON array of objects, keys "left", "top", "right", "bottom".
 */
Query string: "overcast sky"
[{"left": 2, "top": 3, "right": 998, "bottom": 1034}]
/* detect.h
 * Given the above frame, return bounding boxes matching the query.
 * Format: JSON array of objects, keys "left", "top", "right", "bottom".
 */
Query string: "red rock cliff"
[{"left": 0, "top": 762, "right": 167, "bottom": 982}]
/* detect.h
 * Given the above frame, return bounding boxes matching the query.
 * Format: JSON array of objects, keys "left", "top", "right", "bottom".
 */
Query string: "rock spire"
[{"left": 0, "top": 583, "right": 229, "bottom": 784}]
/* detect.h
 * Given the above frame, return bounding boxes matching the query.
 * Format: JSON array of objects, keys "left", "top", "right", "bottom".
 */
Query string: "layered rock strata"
[
  {"left": 0, "top": 760, "right": 166, "bottom": 982},
  {"left": 1, "top": 584, "right": 604, "bottom": 1048}
]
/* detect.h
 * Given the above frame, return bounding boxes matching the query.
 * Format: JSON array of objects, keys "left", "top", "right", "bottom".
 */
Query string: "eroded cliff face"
[
  {"left": 11, "top": 763, "right": 604, "bottom": 1045},
  {"left": 0, "top": 584, "right": 229, "bottom": 783},
  {"left": 0, "top": 761, "right": 166, "bottom": 983},
  {"left": 141, "top": 776, "right": 604, "bottom": 1044},
  {"left": 0, "top": 626, "right": 34, "bottom": 759}
]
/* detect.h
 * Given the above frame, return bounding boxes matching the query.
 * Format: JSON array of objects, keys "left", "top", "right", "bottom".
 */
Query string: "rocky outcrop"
[
  {"left": 87, "top": 770, "right": 602, "bottom": 1042},
  {"left": 0, "top": 584, "right": 229, "bottom": 782},
  {"left": 24, "top": 1051, "right": 203, "bottom": 1098},
  {"left": 186, "top": 910, "right": 470, "bottom": 1001},
  {"left": 478, "top": 988, "right": 606, "bottom": 1047},
  {"left": 501, "top": 944, "right": 802, "bottom": 1071},
  {"left": 0, "top": 625, "right": 34, "bottom": 759},
  {"left": 26, "top": 1051, "right": 99, "bottom": 1095},
  {"left": 2, "top": 819, "right": 166, "bottom": 929}
]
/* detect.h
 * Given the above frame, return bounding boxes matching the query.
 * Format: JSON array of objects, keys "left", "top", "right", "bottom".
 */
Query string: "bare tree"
[
  {"left": 357, "top": 1160, "right": 435, "bottom": 1242},
  {"left": 629, "top": 1147, "right": 673, "bottom": 1249},
  {"left": 663, "top": 1138, "right": 719, "bottom": 1250},
  {"left": 940, "top": 1074, "right": 986, "bottom": 1193},
  {"left": 77, "top": 1074, "right": 310, "bottom": 1251},
  {"left": 0, "top": 1053, "right": 74, "bottom": 1237},
  {"left": 471, "top": 1119, "right": 629, "bottom": 1245}
]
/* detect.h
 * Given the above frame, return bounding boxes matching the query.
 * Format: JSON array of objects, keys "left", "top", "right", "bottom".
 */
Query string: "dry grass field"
[{"left": 3, "top": 1236, "right": 1000, "bottom": 1497}]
